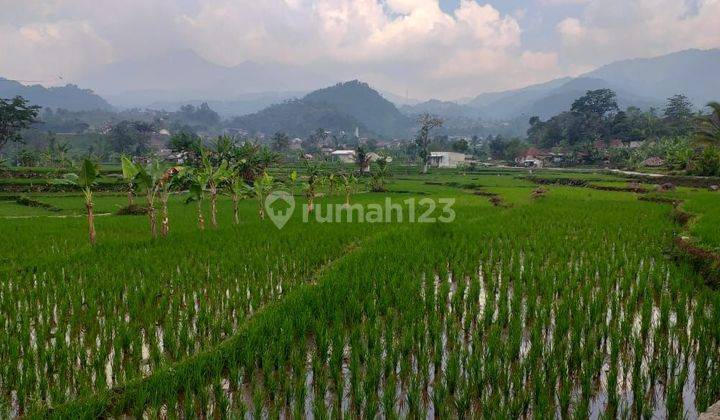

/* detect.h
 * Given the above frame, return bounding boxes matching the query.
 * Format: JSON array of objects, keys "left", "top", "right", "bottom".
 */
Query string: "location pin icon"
[{"left": 265, "top": 190, "right": 295, "bottom": 229}]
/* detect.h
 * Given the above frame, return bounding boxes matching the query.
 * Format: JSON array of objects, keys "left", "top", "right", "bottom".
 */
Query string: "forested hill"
[
  {"left": 228, "top": 99, "right": 370, "bottom": 138},
  {"left": 228, "top": 81, "right": 411, "bottom": 138},
  {"left": 303, "top": 80, "right": 411, "bottom": 137},
  {"left": 0, "top": 78, "right": 112, "bottom": 111}
]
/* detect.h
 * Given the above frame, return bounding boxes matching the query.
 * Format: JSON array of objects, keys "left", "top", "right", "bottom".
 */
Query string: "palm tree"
[
  {"left": 695, "top": 101, "right": 720, "bottom": 146},
  {"left": 120, "top": 155, "right": 140, "bottom": 206},
  {"left": 55, "top": 159, "right": 100, "bottom": 245}
]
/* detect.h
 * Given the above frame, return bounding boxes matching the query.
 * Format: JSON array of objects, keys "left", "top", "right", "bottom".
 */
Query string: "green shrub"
[{"left": 691, "top": 146, "right": 720, "bottom": 176}]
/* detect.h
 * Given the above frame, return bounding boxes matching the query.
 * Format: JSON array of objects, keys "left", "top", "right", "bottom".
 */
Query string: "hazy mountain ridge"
[
  {"left": 583, "top": 48, "right": 720, "bottom": 106},
  {"left": 79, "top": 50, "right": 330, "bottom": 108},
  {"left": 401, "top": 49, "right": 719, "bottom": 121},
  {"left": 146, "top": 91, "right": 306, "bottom": 118},
  {"left": 0, "top": 78, "right": 112, "bottom": 111},
  {"left": 400, "top": 99, "right": 481, "bottom": 119}
]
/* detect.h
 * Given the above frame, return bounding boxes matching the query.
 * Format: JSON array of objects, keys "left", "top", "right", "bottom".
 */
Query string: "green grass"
[
  {"left": 0, "top": 169, "right": 718, "bottom": 418},
  {"left": 682, "top": 191, "right": 720, "bottom": 251}
]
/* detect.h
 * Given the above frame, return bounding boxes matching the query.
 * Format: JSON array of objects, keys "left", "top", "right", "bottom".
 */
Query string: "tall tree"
[
  {"left": 415, "top": 113, "right": 443, "bottom": 174},
  {"left": 169, "top": 130, "right": 201, "bottom": 154},
  {"left": 108, "top": 121, "right": 153, "bottom": 155},
  {"left": 571, "top": 89, "right": 619, "bottom": 117},
  {"left": 271, "top": 132, "right": 290, "bottom": 152},
  {"left": 0, "top": 96, "right": 40, "bottom": 152},
  {"left": 571, "top": 89, "right": 618, "bottom": 143},
  {"left": 664, "top": 94, "right": 694, "bottom": 135}
]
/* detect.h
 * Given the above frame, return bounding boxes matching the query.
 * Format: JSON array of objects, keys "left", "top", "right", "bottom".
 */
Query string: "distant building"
[
  {"left": 628, "top": 141, "right": 644, "bottom": 149},
  {"left": 429, "top": 152, "right": 467, "bottom": 168},
  {"left": 150, "top": 129, "right": 172, "bottom": 152},
  {"left": 289, "top": 138, "right": 303, "bottom": 151},
  {"left": 367, "top": 153, "right": 392, "bottom": 163},
  {"left": 516, "top": 148, "right": 547, "bottom": 168},
  {"left": 331, "top": 150, "right": 356, "bottom": 163},
  {"left": 518, "top": 156, "right": 544, "bottom": 168}
]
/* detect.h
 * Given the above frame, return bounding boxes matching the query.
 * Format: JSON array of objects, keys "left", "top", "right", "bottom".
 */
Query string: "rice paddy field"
[{"left": 0, "top": 167, "right": 719, "bottom": 419}]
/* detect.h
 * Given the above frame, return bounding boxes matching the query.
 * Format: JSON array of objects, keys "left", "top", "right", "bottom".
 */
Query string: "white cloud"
[
  {"left": 0, "top": 20, "right": 111, "bottom": 83},
  {"left": 1, "top": 0, "right": 716, "bottom": 100},
  {"left": 557, "top": 0, "right": 720, "bottom": 65}
]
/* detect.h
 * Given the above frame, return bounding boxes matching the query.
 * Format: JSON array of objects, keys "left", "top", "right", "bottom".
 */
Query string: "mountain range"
[
  {"left": 402, "top": 49, "right": 719, "bottom": 121},
  {"left": 2, "top": 48, "right": 719, "bottom": 139}
]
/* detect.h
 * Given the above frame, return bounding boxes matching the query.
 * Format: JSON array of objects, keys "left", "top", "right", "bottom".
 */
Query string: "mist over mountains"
[{"left": 78, "top": 50, "right": 329, "bottom": 109}]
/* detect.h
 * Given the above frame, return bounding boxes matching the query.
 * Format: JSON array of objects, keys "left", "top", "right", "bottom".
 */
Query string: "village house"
[
  {"left": 516, "top": 148, "right": 547, "bottom": 168},
  {"left": 429, "top": 152, "right": 467, "bottom": 168}
]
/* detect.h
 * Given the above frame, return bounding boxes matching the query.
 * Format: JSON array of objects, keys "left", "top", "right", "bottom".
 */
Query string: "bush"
[
  {"left": 15, "top": 196, "right": 61, "bottom": 212},
  {"left": 690, "top": 146, "right": 720, "bottom": 176},
  {"left": 116, "top": 204, "right": 150, "bottom": 216}
]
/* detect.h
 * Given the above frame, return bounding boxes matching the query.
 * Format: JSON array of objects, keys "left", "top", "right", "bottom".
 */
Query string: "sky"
[{"left": 1, "top": 0, "right": 719, "bottom": 100}]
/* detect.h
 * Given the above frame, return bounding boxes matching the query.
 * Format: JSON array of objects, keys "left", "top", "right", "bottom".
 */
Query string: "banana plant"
[
  {"left": 205, "top": 155, "right": 231, "bottom": 228},
  {"left": 326, "top": 172, "right": 338, "bottom": 197},
  {"left": 370, "top": 157, "right": 390, "bottom": 192},
  {"left": 340, "top": 172, "right": 356, "bottom": 208},
  {"left": 246, "top": 172, "right": 274, "bottom": 220},
  {"left": 157, "top": 166, "right": 183, "bottom": 236},
  {"left": 287, "top": 170, "right": 298, "bottom": 196},
  {"left": 303, "top": 161, "right": 323, "bottom": 213},
  {"left": 120, "top": 155, "right": 140, "bottom": 205},
  {"left": 187, "top": 167, "right": 210, "bottom": 230},
  {"left": 189, "top": 150, "right": 231, "bottom": 228},
  {"left": 54, "top": 159, "right": 100, "bottom": 245},
  {"left": 135, "top": 160, "right": 167, "bottom": 238},
  {"left": 227, "top": 173, "right": 250, "bottom": 225}
]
